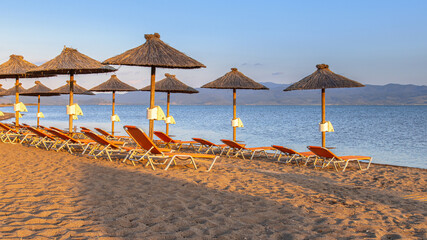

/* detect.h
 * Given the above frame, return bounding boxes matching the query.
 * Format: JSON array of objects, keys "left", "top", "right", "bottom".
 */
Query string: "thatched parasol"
[
  {"left": 0, "top": 84, "right": 6, "bottom": 95},
  {"left": 28, "top": 47, "right": 116, "bottom": 133},
  {"left": 202, "top": 68, "right": 268, "bottom": 141},
  {"left": 21, "top": 81, "right": 60, "bottom": 128},
  {"left": 90, "top": 74, "right": 137, "bottom": 135},
  {"left": 284, "top": 64, "right": 365, "bottom": 147},
  {"left": 0, "top": 55, "right": 50, "bottom": 127},
  {"left": 141, "top": 73, "right": 198, "bottom": 135},
  {"left": 2, "top": 85, "right": 27, "bottom": 96},
  {"left": 103, "top": 33, "right": 205, "bottom": 139},
  {"left": 51, "top": 81, "right": 94, "bottom": 95},
  {"left": 0, "top": 112, "right": 15, "bottom": 121}
]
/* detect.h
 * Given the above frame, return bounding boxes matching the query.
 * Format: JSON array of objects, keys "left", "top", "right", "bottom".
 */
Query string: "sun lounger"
[
  {"left": 25, "top": 126, "right": 57, "bottom": 150},
  {"left": 0, "top": 122, "right": 33, "bottom": 144},
  {"left": 192, "top": 137, "right": 228, "bottom": 155},
  {"left": 307, "top": 146, "right": 372, "bottom": 172},
  {"left": 153, "top": 131, "right": 199, "bottom": 150},
  {"left": 221, "top": 139, "right": 274, "bottom": 160},
  {"left": 81, "top": 130, "right": 134, "bottom": 161},
  {"left": 125, "top": 126, "right": 219, "bottom": 171},
  {"left": 272, "top": 145, "right": 314, "bottom": 165},
  {"left": 45, "top": 128, "right": 95, "bottom": 154},
  {"left": 94, "top": 127, "right": 131, "bottom": 141}
]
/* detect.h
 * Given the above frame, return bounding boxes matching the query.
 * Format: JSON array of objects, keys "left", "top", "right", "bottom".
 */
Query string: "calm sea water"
[{"left": 1, "top": 105, "right": 426, "bottom": 169}]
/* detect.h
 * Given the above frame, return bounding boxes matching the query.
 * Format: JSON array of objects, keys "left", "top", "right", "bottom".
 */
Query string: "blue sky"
[{"left": 0, "top": 0, "right": 426, "bottom": 89}]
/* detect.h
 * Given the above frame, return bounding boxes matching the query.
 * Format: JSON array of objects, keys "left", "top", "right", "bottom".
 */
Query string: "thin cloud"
[{"left": 272, "top": 72, "right": 284, "bottom": 76}]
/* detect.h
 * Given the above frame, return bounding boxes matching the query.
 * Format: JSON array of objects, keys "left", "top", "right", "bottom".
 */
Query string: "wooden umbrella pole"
[
  {"left": 14, "top": 77, "right": 19, "bottom": 128},
  {"left": 69, "top": 74, "right": 74, "bottom": 133},
  {"left": 233, "top": 89, "right": 237, "bottom": 142},
  {"left": 166, "top": 92, "right": 170, "bottom": 135},
  {"left": 321, "top": 88, "right": 326, "bottom": 148},
  {"left": 112, "top": 91, "right": 115, "bottom": 136},
  {"left": 149, "top": 66, "right": 156, "bottom": 140},
  {"left": 37, "top": 95, "right": 41, "bottom": 128}
]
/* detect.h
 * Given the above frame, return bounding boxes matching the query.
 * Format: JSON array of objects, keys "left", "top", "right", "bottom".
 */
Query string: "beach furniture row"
[{"left": 0, "top": 122, "right": 372, "bottom": 172}]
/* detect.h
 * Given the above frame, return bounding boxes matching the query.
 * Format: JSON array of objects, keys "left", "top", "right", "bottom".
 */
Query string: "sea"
[{"left": 1, "top": 105, "right": 426, "bottom": 169}]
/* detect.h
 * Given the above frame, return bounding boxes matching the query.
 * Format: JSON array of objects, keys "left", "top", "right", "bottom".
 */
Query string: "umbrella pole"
[
  {"left": 233, "top": 89, "right": 236, "bottom": 141},
  {"left": 14, "top": 77, "right": 19, "bottom": 128},
  {"left": 69, "top": 74, "right": 74, "bottom": 134},
  {"left": 37, "top": 95, "right": 41, "bottom": 128},
  {"left": 149, "top": 66, "right": 156, "bottom": 140},
  {"left": 166, "top": 92, "right": 170, "bottom": 135},
  {"left": 321, "top": 88, "right": 326, "bottom": 147},
  {"left": 112, "top": 91, "right": 115, "bottom": 136}
]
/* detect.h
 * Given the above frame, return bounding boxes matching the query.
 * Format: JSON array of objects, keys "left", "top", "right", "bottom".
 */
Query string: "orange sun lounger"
[
  {"left": 94, "top": 127, "right": 131, "bottom": 141},
  {"left": 81, "top": 130, "right": 135, "bottom": 161},
  {"left": 154, "top": 131, "right": 198, "bottom": 150},
  {"left": 192, "top": 137, "right": 228, "bottom": 155},
  {"left": 272, "top": 145, "right": 315, "bottom": 165},
  {"left": 0, "top": 122, "right": 33, "bottom": 144},
  {"left": 221, "top": 139, "right": 275, "bottom": 160},
  {"left": 125, "top": 126, "right": 219, "bottom": 171},
  {"left": 45, "top": 128, "right": 95, "bottom": 154},
  {"left": 307, "top": 146, "right": 372, "bottom": 172}
]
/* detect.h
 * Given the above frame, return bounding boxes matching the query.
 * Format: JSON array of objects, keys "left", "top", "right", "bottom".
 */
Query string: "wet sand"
[{"left": 0, "top": 143, "right": 425, "bottom": 239}]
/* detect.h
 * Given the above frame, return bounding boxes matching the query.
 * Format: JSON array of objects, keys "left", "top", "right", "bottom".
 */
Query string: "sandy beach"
[{"left": 0, "top": 143, "right": 425, "bottom": 239}]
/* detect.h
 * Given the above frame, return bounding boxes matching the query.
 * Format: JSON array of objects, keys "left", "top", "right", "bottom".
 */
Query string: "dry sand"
[{"left": 0, "top": 143, "right": 425, "bottom": 239}]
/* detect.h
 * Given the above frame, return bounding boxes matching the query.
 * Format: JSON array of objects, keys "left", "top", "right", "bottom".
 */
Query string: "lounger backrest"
[
  {"left": 82, "top": 130, "right": 120, "bottom": 149},
  {"left": 0, "top": 122, "right": 18, "bottom": 133},
  {"left": 27, "top": 127, "right": 55, "bottom": 140},
  {"left": 124, "top": 126, "right": 163, "bottom": 154},
  {"left": 80, "top": 127, "right": 91, "bottom": 131},
  {"left": 50, "top": 127, "right": 66, "bottom": 133},
  {"left": 192, "top": 138, "right": 214, "bottom": 146},
  {"left": 272, "top": 145, "right": 299, "bottom": 155},
  {"left": 154, "top": 131, "right": 175, "bottom": 143},
  {"left": 221, "top": 139, "right": 245, "bottom": 149},
  {"left": 46, "top": 128, "right": 76, "bottom": 142},
  {"left": 307, "top": 146, "right": 339, "bottom": 159},
  {"left": 95, "top": 128, "right": 113, "bottom": 138}
]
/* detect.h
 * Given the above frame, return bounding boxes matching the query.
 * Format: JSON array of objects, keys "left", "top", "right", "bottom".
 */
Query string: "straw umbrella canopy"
[
  {"left": 0, "top": 112, "right": 14, "bottom": 121},
  {"left": 202, "top": 68, "right": 268, "bottom": 141},
  {"left": 0, "top": 84, "right": 6, "bottom": 95},
  {"left": 89, "top": 74, "right": 137, "bottom": 135},
  {"left": 141, "top": 73, "right": 198, "bottom": 135},
  {"left": 0, "top": 55, "right": 50, "bottom": 127},
  {"left": 103, "top": 33, "right": 205, "bottom": 139},
  {"left": 284, "top": 64, "right": 365, "bottom": 147},
  {"left": 21, "top": 81, "right": 60, "bottom": 128},
  {"left": 27, "top": 47, "right": 116, "bottom": 133}
]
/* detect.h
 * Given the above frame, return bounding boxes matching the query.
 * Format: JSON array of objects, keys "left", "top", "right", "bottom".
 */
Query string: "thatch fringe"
[
  {"left": 140, "top": 73, "right": 198, "bottom": 93},
  {"left": 21, "top": 81, "right": 60, "bottom": 96},
  {"left": 50, "top": 81, "right": 94, "bottom": 95},
  {"left": 202, "top": 68, "right": 268, "bottom": 90},
  {"left": 28, "top": 47, "right": 116, "bottom": 75},
  {"left": 284, "top": 64, "right": 364, "bottom": 91},
  {"left": 103, "top": 33, "right": 206, "bottom": 69},
  {"left": 90, "top": 74, "right": 137, "bottom": 92}
]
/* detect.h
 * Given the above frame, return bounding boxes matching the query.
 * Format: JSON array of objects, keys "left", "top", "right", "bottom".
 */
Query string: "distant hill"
[{"left": 0, "top": 83, "right": 426, "bottom": 106}]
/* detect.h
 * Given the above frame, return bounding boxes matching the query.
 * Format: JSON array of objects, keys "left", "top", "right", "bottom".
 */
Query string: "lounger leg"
[
  {"left": 165, "top": 156, "right": 176, "bottom": 170},
  {"left": 206, "top": 156, "right": 219, "bottom": 172}
]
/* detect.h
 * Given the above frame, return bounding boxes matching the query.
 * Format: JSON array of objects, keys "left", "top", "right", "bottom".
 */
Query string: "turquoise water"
[{"left": 1, "top": 105, "right": 426, "bottom": 169}]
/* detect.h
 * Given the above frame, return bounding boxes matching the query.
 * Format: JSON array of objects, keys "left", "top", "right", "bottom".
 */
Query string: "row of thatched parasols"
[{"left": 0, "top": 33, "right": 365, "bottom": 147}]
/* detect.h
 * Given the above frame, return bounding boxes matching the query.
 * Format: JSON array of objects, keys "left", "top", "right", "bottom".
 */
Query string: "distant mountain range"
[{"left": 1, "top": 83, "right": 426, "bottom": 106}]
